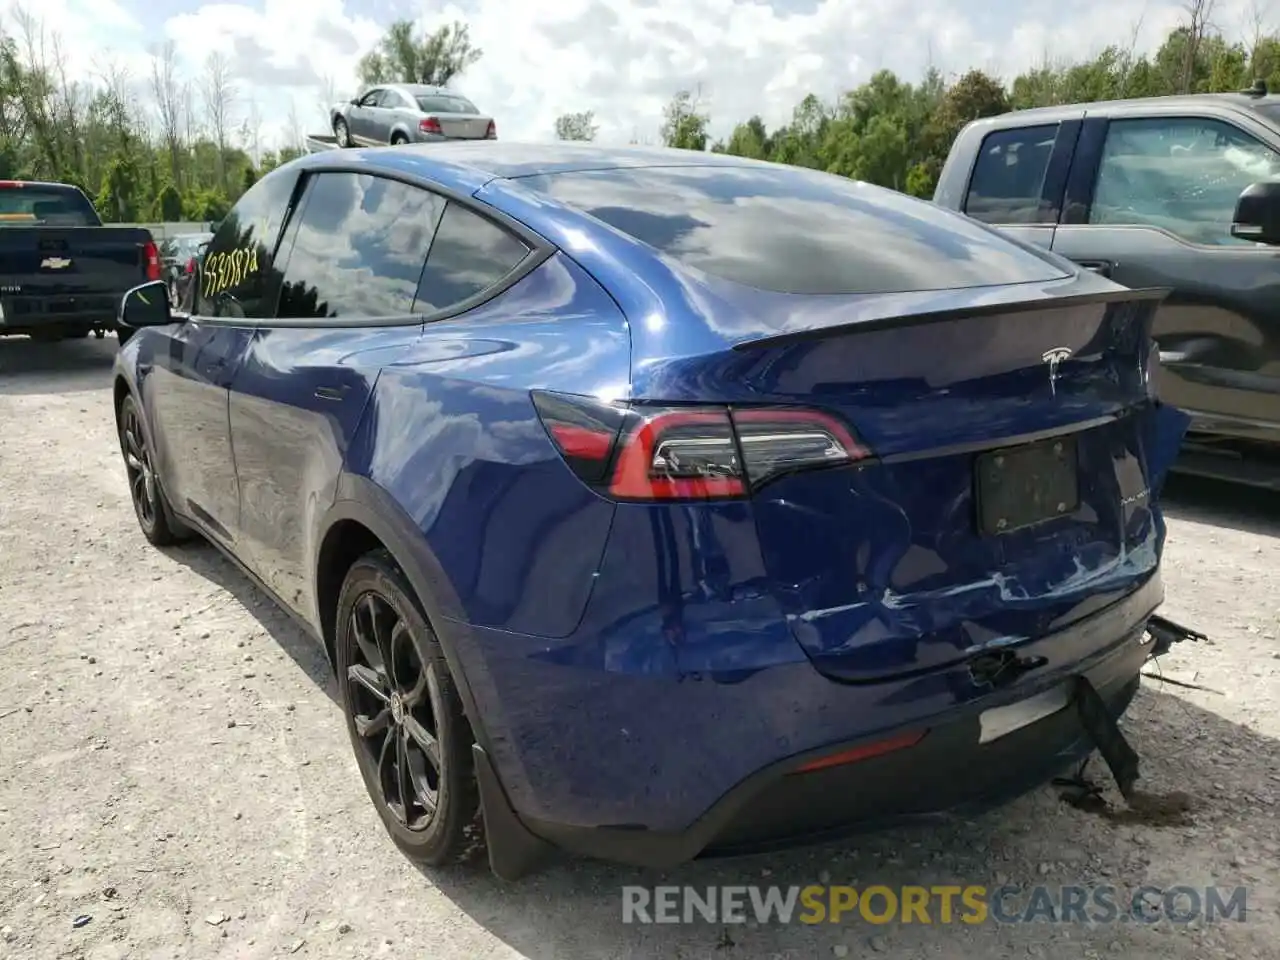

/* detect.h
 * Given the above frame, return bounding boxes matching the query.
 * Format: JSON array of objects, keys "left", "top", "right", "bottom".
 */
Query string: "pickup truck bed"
[{"left": 0, "top": 180, "right": 160, "bottom": 341}]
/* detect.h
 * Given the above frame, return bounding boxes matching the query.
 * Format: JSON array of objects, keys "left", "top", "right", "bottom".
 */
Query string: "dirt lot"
[{"left": 1, "top": 336, "right": 1278, "bottom": 960}]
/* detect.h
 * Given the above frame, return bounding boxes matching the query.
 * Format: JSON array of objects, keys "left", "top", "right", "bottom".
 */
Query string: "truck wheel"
[{"left": 94, "top": 329, "right": 105, "bottom": 339}]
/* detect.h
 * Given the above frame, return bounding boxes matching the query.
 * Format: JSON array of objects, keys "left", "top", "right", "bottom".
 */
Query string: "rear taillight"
[
  {"left": 485, "top": 120, "right": 497, "bottom": 139},
  {"left": 610, "top": 407, "right": 746, "bottom": 500},
  {"left": 0, "top": 180, "right": 20, "bottom": 188},
  {"left": 529, "top": 391, "right": 626, "bottom": 484},
  {"left": 419, "top": 117, "right": 442, "bottom": 135},
  {"left": 185, "top": 257, "right": 196, "bottom": 274},
  {"left": 531, "top": 391, "right": 871, "bottom": 501},
  {"left": 143, "top": 240, "right": 161, "bottom": 281}
]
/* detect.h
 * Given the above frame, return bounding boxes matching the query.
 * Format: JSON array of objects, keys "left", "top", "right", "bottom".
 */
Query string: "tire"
[
  {"left": 334, "top": 116, "right": 351, "bottom": 148},
  {"left": 390, "top": 132, "right": 408, "bottom": 146},
  {"left": 335, "top": 549, "right": 483, "bottom": 867},
  {"left": 117, "top": 394, "right": 186, "bottom": 547}
]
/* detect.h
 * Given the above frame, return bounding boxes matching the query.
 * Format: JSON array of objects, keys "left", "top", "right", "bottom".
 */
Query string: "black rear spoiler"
[{"left": 730, "top": 286, "right": 1173, "bottom": 352}]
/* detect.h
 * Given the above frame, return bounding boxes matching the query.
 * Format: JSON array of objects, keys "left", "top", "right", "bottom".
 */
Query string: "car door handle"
[
  {"left": 1073, "top": 260, "right": 1113, "bottom": 277},
  {"left": 315, "top": 385, "right": 349, "bottom": 401},
  {"left": 1158, "top": 337, "right": 1216, "bottom": 365}
]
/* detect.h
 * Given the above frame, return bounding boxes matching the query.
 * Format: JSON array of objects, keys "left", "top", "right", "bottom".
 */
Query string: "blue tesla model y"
[{"left": 112, "top": 141, "right": 1193, "bottom": 880}]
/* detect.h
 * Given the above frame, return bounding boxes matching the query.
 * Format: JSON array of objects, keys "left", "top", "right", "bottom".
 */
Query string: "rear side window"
[
  {"left": 519, "top": 164, "right": 1068, "bottom": 295},
  {"left": 196, "top": 169, "right": 296, "bottom": 318},
  {"left": 275, "top": 172, "right": 445, "bottom": 319},
  {"left": 0, "top": 184, "right": 98, "bottom": 226},
  {"left": 413, "top": 203, "right": 530, "bottom": 313},
  {"left": 964, "top": 125, "right": 1059, "bottom": 225}
]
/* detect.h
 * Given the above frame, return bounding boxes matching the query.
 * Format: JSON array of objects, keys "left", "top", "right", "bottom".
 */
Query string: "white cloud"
[{"left": 1, "top": 0, "right": 1264, "bottom": 154}]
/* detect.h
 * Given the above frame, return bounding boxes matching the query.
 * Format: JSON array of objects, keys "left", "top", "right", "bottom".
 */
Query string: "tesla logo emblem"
[
  {"left": 1042, "top": 347, "right": 1073, "bottom": 396},
  {"left": 40, "top": 257, "right": 71, "bottom": 270}
]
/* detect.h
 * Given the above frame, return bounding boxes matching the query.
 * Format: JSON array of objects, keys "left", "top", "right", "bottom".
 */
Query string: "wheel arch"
[
  {"left": 112, "top": 373, "right": 131, "bottom": 428},
  {"left": 312, "top": 476, "right": 487, "bottom": 746}
]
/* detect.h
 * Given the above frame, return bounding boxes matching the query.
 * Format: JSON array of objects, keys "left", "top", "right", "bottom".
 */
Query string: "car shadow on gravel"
[
  {"left": 408, "top": 686, "right": 1278, "bottom": 959},
  {"left": 162, "top": 540, "right": 338, "bottom": 703},
  {"left": 1162, "top": 473, "right": 1280, "bottom": 539},
  {"left": 0, "top": 334, "right": 121, "bottom": 396}
]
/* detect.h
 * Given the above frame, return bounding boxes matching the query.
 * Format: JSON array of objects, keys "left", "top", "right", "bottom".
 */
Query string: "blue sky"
[{"left": 0, "top": 0, "right": 1228, "bottom": 151}]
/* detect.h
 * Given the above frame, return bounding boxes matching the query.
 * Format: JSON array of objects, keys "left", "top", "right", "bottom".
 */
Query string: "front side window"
[
  {"left": 275, "top": 172, "right": 444, "bottom": 319},
  {"left": 963, "top": 125, "right": 1059, "bottom": 225},
  {"left": 519, "top": 163, "right": 1068, "bottom": 296},
  {"left": 413, "top": 202, "right": 531, "bottom": 314},
  {"left": 195, "top": 169, "right": 296, "bottom": 318},
  {"left": 1089, "top": 116, "right": 1280, "bottom": 245}
]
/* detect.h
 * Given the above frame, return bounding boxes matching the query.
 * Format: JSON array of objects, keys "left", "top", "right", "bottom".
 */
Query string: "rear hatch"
[
  {"left": 728, "top": 289, "right": 1178, "bottom": 682},
  {"left": 512, "top": 162, "right": 1187, "bottom": 683}
]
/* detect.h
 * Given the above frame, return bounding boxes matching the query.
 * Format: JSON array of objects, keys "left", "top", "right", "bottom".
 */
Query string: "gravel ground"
[{"left": 1, "top": 336, "right": 1278, "bottom": 960}]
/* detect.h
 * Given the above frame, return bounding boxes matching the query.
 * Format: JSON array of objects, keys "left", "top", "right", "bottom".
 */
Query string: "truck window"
[
  {"left": 962, "top": 125, "right": 1059, "bottom": 225},
  {"left": 0, "top": 183, "right": 100, "bottom": 227},
  {"left": 1089, "top": 116, "right": 1280, "bottom": 245}
]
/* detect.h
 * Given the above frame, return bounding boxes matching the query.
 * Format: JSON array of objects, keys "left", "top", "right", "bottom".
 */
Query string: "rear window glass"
[
  {"left": 416, "top": 95, "right": 478, "bottom": 115},
  {"left": 518, "top": 165, "right": 1069, "bottom": 295},
  {"left": 0, "top": 185, "right": 98, "bottom": 226}
]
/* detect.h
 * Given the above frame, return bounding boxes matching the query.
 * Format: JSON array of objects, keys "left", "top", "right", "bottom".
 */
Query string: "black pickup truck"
[
  {"left": 0, "top": 179, "right": 161, "bottom": 342},
  {"left": 933, "top": 87, "right": 1280, "bottom": 488}
]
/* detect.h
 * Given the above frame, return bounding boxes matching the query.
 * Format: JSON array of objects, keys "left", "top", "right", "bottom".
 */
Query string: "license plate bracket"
[
  {"left": 978, "top": 682, "right": 1072, "bottom": 744},
  {"left": 975, "top": 436, "right": 1079, "bottom": 536}
]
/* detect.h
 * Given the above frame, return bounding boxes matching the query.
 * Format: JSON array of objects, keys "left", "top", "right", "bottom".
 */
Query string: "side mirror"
[
  {"left": 1231, "top": 181, "right": 1280, "bottom": 245},
  {"left": 119, "top": 281, "right": 178, "bottom": 330}
]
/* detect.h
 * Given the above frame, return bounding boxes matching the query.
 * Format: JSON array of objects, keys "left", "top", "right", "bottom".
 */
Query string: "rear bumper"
[
  {"left": 446, "top": 571, "right": 1163, "bottom": 871},
  {"left": 524, "top": 626, "right": 1144, "bottom": 868}
]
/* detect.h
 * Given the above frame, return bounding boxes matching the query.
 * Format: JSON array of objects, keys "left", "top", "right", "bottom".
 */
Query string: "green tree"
[
  {"left": 660, "top": 90, "right": 710, "bottom": 151},
  {"left": 96, "top": 153, "right": 142, "bottom": 222},
  {"left": 157, "top": 182, "right": 183, "bottom": 221},
  {"left": 554, "top": 110, "right": 598, "bottom": 141},
  {"left": 721, "top": 115, "right": 771, "bottom": 159},
  {"left": 358, "top": 20, "right": 482, "bottom": 87}
]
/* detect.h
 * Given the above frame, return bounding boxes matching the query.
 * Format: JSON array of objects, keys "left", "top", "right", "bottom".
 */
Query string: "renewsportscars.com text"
[{"left": 621, "top": 884, "right": 1248, "bottom": 926}]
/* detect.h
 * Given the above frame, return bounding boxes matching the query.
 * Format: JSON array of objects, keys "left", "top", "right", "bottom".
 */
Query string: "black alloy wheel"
[
  {"left": 336, "top": 550, "right": 482, "bottom": 866},
  {"left": 334, "top": 116, "right": 351, "bottom": 147},
  {"left": 118, "top": 395, "right": 183, "bottom": 546}
]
